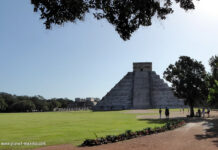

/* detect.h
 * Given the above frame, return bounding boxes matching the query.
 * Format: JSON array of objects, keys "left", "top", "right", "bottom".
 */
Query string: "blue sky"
[{"left": 0, "top": 0, "right": 217, "bottom": 99}]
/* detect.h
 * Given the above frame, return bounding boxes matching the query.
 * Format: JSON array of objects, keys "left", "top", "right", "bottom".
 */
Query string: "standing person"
[
  {"left": 165, "top": 107, "right": 169, "bottom": 119},
  {"left": 159, "top": 108, "right": 162, "bottom": 119},
  {"left": 197, "top": 108, "right": 201, "bottom": 117},
  {"left": 202, "top": 108, "right": 205, "bottom": 118},
  {"left": 207, "top": 108, "right": 210, "bottom": 118}
]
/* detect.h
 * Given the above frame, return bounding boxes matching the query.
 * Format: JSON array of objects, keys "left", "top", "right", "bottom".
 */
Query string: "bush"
[{"left": 81, "top": 120, "right": 185, "bottom": 146}]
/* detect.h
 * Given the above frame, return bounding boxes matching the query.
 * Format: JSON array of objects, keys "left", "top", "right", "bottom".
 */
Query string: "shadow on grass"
[
  {"left": 138, "top": 116, "right": 210, "bottom": 123},
  {"left": 137, "top": 118, "right": 170, "bottom": 124},
  {"left": 138, "top": 117, "right": 184, "bottom": 124},
  {"left": 137, "top": 117, "right": 187, "bottom": 124}
]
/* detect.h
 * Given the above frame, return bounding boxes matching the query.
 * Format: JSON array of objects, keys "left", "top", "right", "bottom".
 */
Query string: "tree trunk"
[{"left": 190, "top": 105, "right": 194, "bottom": 117}]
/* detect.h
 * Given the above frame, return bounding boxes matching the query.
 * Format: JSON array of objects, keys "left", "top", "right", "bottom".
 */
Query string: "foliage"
[
  {"left": 207, "top": 55, "right": 218, "bottom": 108},
  {"left": 32, "top": 99, "right": 49, "bottom": 112},
  {"left": 0, "top": 97, "right": 8, "bottom": 111},
  {"left": 11, "top": 100, "right": 36, "bottom": 112},
  {"left": 209, "top": 55, "right": 218, "bottom": 80},
  {"left": 47, "top": 100, "right": 62, "bottom": 111},
  {"left": 208, "top": 80, "right": 218, "bottom": 108},
  {"left": 81, "top": 119, "right": 185, "bottom": 146},
  {"left": 163, "top": 56, "right": 208, "bottom": 117},
  {"left": 31, "top": 0, "right": 197, "bottom": 40}
]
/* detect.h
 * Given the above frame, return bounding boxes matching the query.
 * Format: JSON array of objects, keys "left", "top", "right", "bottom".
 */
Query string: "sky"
[{"left": 0, "top": 0, "right": 218, "bottom": 100}]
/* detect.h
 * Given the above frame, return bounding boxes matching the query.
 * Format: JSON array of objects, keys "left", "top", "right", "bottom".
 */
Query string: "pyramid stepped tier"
[
  {"left": 150, "top": 71, "right": 185, "bottom": 108},
  {"left": 93, "top": 63, "right": 186, "bottom": 111},
  {"left": 93, "top": 72, "right": 133, "bottom": 111}
]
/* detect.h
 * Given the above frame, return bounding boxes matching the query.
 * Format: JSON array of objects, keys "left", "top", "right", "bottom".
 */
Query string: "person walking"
[
  {"left": 159, "top": 108, "right": 162, "bottom": 119},
  {"left": 165, "top": 107, "right": 169, "bottom": 119}
]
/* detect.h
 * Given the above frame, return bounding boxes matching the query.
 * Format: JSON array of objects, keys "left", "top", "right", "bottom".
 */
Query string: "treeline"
[{"left": 0, "top": 93, "right": 94, "bottom": 112}]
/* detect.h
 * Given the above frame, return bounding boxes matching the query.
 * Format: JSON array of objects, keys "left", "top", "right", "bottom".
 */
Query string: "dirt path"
[{"left": 35, "top": 116, "right": 218, "bottom": 150}]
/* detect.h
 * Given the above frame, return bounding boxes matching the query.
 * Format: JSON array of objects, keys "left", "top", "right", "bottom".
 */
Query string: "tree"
[
  {"left": 207, "top": 55, "right": 218, "bottom": 107},
  {"left": 0, "top": 92, "right": 18, "bottom": 105},
  {"left": 11, "top": 100, "right": 36, "bottom": 112},
  {"left": 32, "top": 99, "right": 49, "bottom": 112},
  {"left": 56, "top": 98, "right": 74, "bottom": 108},
  {"left": 0, "top": 97, "right": 8, "bottom": 112},
  {"left": 163, "top": 56, "right": 208, "bottom": 117},
  {"left": 209, "top": 55, "right": 218, "bottom": 80},
  {"left": 31, "top": 0, "right": 196, "bottom": 40},
  {"left": 208, "top": 80, "right": 218, "bottom": 108},
  {"left": 47, "top": 99, "right": 62, "bottom": 111}
]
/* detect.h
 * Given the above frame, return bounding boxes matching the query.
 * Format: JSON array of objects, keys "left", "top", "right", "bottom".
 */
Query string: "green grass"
[{"left": 0, "top": 110, "right": 172, "bottom": 150}]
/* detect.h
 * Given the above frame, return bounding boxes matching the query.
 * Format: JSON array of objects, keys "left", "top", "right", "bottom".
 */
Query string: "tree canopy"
[
  {"left": 207, "top": 55, "right": 218, "bottom": 108},
  {"left": 209, "top": 55, "right": 218, "bottom": 80},
  {"left": 0, "top": 97, "right": 8, "bottom": 111},
  {"left": 163, "top": 56, "right": 208, "bottom": 117},
  {"left": 208, "top": 80, "right": 218, "bottom": 108},
  {"left": 31, "top": 0, "right": 197, "bottom": 40}
]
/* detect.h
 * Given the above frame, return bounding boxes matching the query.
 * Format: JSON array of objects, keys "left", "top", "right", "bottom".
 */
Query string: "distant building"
[
  {"left": 74, "top": 97, "right": 100, "bottom": 106},
  {"left": 75, "top": 98, "right": 81, "bottom": 102},
  {"left": 94, "top": 98, "right": 100, "bottom": 102},
  {"left": 86, "top": 97, "right": 95, "bottom": 102}
]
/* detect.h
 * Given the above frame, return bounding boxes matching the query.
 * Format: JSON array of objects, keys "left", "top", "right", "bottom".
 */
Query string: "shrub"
[{"left": 81, "top": 119, "right": 185, "bottom": 146}]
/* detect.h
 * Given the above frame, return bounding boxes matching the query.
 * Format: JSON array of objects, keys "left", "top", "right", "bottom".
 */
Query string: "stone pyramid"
[{"left": 93, "top": 62, "right": 185, "bottom": 111}]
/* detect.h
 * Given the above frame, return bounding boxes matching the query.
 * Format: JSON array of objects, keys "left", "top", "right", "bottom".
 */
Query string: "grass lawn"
[{"left": 0, "top": 110, "right": 173, "bottom": 150}]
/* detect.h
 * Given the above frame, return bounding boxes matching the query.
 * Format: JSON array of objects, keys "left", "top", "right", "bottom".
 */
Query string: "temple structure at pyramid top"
[
  {"left": 93, "top": 62, "right": 185, "bottom": 111},
  {"left": 133, "top": 62, "right": 152, "bottom": 71}
]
